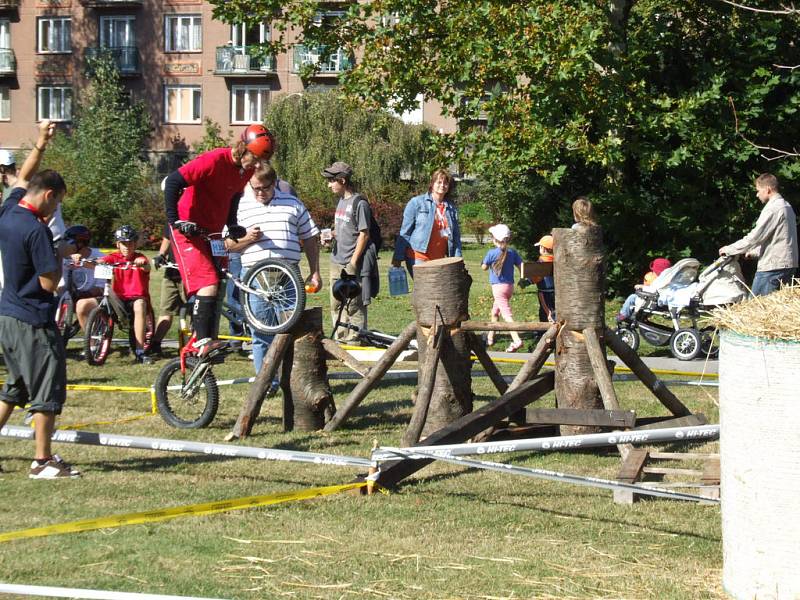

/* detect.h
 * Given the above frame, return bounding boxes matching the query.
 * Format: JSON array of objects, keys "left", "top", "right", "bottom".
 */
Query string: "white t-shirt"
[{"left": 236, "top": 188, "right": 319, "bottom": 268}]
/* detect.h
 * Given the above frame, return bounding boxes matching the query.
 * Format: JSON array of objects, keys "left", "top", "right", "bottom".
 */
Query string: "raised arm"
[{"left": 16, "top": 120, "right": 56, "bottom": 189}]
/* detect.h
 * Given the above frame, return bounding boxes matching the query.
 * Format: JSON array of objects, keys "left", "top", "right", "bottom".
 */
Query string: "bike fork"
[{"left": 181, "top": 360, "right": 211, "bottom": 398}]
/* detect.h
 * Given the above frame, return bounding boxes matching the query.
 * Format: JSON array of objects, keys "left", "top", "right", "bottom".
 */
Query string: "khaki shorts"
[
  {"left": 0, "top": 316, "right": 67, "bottom": 414},
  {"left": 159, "top": 276, "right": 187, "bottom": 317}
]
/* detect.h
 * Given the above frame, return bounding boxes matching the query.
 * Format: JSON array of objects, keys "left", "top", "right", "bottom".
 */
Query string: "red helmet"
[{"left": 240, "top": 124, "right": 274, "bottom": 160}]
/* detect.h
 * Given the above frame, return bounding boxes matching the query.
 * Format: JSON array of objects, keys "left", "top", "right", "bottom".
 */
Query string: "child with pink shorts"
[{"left": 481, "top": 224, "right": 524, "bottom": 352}]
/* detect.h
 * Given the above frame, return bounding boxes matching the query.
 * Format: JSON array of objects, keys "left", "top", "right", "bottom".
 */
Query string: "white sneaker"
[{"left": 29, "top": 454, "right": 81, "bottom": 479}]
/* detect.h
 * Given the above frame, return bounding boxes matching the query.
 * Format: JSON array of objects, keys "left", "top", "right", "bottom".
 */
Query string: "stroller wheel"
[
  {"left": 617, "top": 325, "right": 640, "bottom": 353},
  {"left": 700, "top": 326, "right": 720, "bottom": 360},
  {"left": 670, "top": 328, "right": 701, "bottom": 361}
]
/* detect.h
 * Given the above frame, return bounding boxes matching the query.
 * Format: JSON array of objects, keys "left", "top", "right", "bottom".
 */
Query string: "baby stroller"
[{"left": 616, "top": 255, "right": 749, "bottom": 360}]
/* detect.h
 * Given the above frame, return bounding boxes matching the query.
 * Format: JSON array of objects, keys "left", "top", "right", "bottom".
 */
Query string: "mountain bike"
[
  {"left": 83, "top": 262, "right": 155, "bottom": 366},
  {"left": 55, "top": 259, "right": 97, "bottom": 344},
  {"left": 154, "top": 231, "right": 306, "bottom": 428}
]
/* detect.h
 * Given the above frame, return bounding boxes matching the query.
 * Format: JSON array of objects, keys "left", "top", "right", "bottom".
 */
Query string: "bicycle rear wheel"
[
  {"left": 241, "top": 258, "right": 306, "bottom": 335},
  {"left": 155, "top": 357, "right": 219, "bottom": 429},
  {"left": 55, "top": 292, "right": 80, "bottom": 343},
  {"left": 85, "top": 306, "right": 114, "bottom": 366}
]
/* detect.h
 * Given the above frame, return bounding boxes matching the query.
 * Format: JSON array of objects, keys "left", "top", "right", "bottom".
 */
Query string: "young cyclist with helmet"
[
  {"left": 98, "top": 225, "right": 152, "bottom": 364},
  {"left": 58, "top": 224, "right": 106, "bottom": 332},
  {"left": 162, "top": 124, "right": 273, "bottom": 356}
]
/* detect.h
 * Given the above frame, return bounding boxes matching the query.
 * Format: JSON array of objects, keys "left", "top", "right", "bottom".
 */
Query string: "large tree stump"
[
  {"left": 553, "top": 226, "right": 605, "bottom": 435},
  {"left": 412, "top": 257, "right": 473, "bottom": 437},
  {"left": 282, "top": 307, "right": 334, "bottom": 431}
]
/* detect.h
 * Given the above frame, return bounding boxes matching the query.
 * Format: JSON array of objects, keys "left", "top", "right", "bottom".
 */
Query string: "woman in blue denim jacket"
[{"left": 392, "top": 169, "right": 462, "bottom": 276}]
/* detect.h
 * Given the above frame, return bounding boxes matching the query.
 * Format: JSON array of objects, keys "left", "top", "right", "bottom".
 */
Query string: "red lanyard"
[
  {"left": 435, "top": 202, "right": 447, "bottom": 228},
  {"left": 18, "top": 199, "right": 47, "bottom": 223}
]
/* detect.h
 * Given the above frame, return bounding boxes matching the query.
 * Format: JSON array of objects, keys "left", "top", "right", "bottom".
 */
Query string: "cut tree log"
[{"left": 460, "top": 320, "right": 553, "bottom": 332}]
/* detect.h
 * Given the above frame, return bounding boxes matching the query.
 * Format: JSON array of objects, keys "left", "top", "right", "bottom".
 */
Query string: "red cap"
[{"left": 649, "top": 258, "right": 672, "bottom": 275}]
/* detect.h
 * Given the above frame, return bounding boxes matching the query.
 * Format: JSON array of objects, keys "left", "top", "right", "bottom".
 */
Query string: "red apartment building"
[{"left": 0, "top": 0, "right": 454, "bottom": 163}]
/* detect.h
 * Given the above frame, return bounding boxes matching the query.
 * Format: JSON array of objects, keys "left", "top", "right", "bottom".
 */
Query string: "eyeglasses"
[{"left": 251, "top": 184, "right": 274, "bottom": 194}]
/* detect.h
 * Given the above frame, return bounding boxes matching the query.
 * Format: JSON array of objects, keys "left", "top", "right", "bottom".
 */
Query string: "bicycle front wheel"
[
  {"left": 155, "top": 357, "right": 219, "bottom": 429},
  {"left": 55, "top": 291, "right": 79, "bottom": 343},
  {"left": 85, "top": 306, "right": 114, "bottom": 366},
  {"left": 241, "top": 258, "right": 306, "bottom": 335}
]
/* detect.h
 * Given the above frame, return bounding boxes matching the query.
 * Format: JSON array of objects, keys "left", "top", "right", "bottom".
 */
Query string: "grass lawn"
[{"left": 0, "top": 244, "right": 723, "bottom": 599}]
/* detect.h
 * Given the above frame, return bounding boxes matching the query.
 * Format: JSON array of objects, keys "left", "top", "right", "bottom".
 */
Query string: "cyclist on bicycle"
[
  {"left": 163, "top": 124, "right": 273, "bottom": 356},
  {"left": 98, "top": 225, "right": 152, "bottom": 364},
  {"left": 57, "top": 224, "right": 106, "bottom": 332}
]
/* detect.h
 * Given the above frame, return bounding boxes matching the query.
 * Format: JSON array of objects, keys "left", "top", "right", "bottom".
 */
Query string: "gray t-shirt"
[{"left": 332, "top": 193, "right": 370, "bottom": 264}]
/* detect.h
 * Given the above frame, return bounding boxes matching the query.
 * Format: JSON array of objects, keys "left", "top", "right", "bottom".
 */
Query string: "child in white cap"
[{"left": 481, "top": 223, "right": 524, "bottom": 352}]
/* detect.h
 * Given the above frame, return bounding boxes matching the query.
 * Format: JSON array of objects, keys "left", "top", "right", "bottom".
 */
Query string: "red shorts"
[{"left": 170, "top": 227, "right": 220, "bottom": 297}]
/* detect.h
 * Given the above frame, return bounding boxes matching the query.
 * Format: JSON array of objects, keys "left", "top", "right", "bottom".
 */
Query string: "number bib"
[
  {"left": 210, "top": 239, "right": 227, "bottom": 257},
  {"left": 94, "top": 263, "right": 114, "bottom": 280}
]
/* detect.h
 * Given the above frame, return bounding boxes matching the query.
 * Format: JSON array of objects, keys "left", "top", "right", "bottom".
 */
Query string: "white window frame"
[
  {"left": 230, "top": 85, "right": 270, "bottom": 124},
  {"left": 164, "top": 14, "right": 201, "bottom": 52},
  {"left": 37, "top": 17, "right": 71, "bottom": 54},
  {"left": 37, "top": 86, "right": 72, "bottom": 122},
  {"left": 0, "top": 86, "right": 10, "bottom": 121},
  {"left": 164, "top": 85, "right": 201, "bottom": 124},
  {"left": 231, "top": 22, "right": 270, "bottom": 47},
  {"left": 100, "top": 15, "right": 135, "bottom": 48},
  {"left": 0, "top": 19, "right": 10, "bottom": 49}
]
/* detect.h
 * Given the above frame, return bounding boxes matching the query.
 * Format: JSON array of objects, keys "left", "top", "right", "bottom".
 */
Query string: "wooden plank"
[
  {"left": 616, "top": 448, "right": 649, "bottom": 483},
  {"left": 324, "top": 321, "right": 417, "bottom": 431},
  {"left": 633, "top": 414, "right": 707, "bottom": 430},
  {"left": 525, "top": 407, "right": 635, "bottom": 428},
  {"left": 643, "top": 467, "right": 704, "bottom": 477},
  {"left": 375, "top": 372, "right": 555, "bottom": 489},
  {"left": 649, "top": 452, "right": 720, "bottom": 460},
  {"left": 521, "top": 261, "right": 553, "bottom": 280},
  {"left": 604, "top": 326, "right": 692, "bottom": 417},
  {"left": 321, "top": 338, "right": 370, "bottom": 377},
  {"left": 701, "top": 458, "right": 721, "bottom": 485},
  {"left": 460, "top": 320, "right": 553, "bottom": 332}
]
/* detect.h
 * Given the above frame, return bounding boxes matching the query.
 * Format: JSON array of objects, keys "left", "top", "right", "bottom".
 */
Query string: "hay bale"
[{"left": 712, "top": 284, "right": 800, "bottom": 341}]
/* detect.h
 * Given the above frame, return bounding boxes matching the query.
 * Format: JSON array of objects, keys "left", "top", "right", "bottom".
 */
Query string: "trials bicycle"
[
  {"left": 55, "top": 259, "right": 97, "bottom": 345},
  {"left": 154, "top": 229, "right": 307, "bottom": 429},
  {"left": 83, "top": 261, "right": 155, "bottom": 366}
]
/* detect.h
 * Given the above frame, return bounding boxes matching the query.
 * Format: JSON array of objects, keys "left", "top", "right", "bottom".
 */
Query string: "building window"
[
  {"left": 165, "top": 15, "right": 201, "bottom": 52},
  {"left": 165, "top": 85, "right": 201, "bottom": 123},
  {"left": 38, "top": 17, "right": 72, "bottom": 54},
  {"left": 231, "top": 22, "right": 270, "bottom": 46},
  {"left": 38, "top": 86, "right": 72, "bottom": 121},
  {"left": 101, "top": 16, "right": 136, "bottom": 48},
  {"left": 231, "top": 86, "right": 270, "bottom": 124},
  {"left": 0, "top": 87, "right": 9, "bottom": 121},
  {"left": 0, "top": 19, "right": 9, "bottom": 49}
]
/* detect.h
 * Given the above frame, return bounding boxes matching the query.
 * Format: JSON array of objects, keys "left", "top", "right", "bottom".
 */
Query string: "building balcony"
[
  {"left": 80, "top": 0, "right": 143, "bottom": 7},
  {"left": 84, "top": 47, "right": 140, "bottom": 76},
  {"left": 0, "top": 48, "right": 16, "bottom": 75},
  {"left": 0, "top": 0, "right": 19, "bottom": 9},
  {"left": 215, "top": 46, "right": 276, "bottom": 76},
  {"left": 291, "top": 45, "right": 353, "bottom": 74}
]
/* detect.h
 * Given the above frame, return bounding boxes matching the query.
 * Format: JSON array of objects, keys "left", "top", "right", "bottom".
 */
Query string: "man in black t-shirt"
[{"left": 0, "top": 120, "right": 81, "bottom": 479}]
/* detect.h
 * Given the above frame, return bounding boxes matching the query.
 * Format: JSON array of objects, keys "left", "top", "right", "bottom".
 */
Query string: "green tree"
[
  {"left": 211, "top": 0, "right": 800, "bottom": 293},
  {"left": 45, "top": 53, "right": 153, "bottom": 245},
  {"left": 264, "top": 91, "right": 432, "bottom": 210}
]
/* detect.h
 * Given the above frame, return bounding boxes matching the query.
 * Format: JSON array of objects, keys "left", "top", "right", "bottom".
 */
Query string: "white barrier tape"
[
  {"left": 0, "top": 583, "right": 227, "bottom": 600},
  {"left": 0, "top": 425, "right": 372, "bottom": 469},
  {"left": 684, "top": 381, "right": 719, "bottom": 387},
  {"left": 400, "top": 451, "right": 718, "bottom": 503},
  {"left": 373, "top": 425, "right": 720, "bottom": 461}
]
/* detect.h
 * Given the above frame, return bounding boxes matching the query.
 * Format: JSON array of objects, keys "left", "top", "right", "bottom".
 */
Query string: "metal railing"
[
  {"left": 85, "top": 46, "right": 140, "bottom": 74},
  {"left": 292, "top": 45, "right": 353, "bottom": 74},
  {"left": 0, "top": 48, "right": 15, "bottom": 74},
  {"left": 215, "top": 46, "right": 276, "bottom": 74}
]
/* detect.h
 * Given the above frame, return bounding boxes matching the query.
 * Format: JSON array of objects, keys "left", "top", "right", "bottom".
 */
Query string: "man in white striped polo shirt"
[{"left": 225, "top": 164, "right": 322, "bottom": 372}]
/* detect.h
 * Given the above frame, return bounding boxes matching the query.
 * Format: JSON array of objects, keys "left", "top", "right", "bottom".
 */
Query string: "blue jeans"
[
  {"left": 226, "top": 253, "right": 244, "bottom": 337},
  {"left": 240, "top": 265, "right": 275, "bottom": 374},
  {"left": 751, "top": 268, "right": 795, "bottom": 296},
  {"left": 620, "top": 293, "right": 637, "bottom": 319}
]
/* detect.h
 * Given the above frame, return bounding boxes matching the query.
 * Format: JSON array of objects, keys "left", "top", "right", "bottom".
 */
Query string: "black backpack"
[{"left": 353, "top": 194, "right": 382, "bottom": 252}]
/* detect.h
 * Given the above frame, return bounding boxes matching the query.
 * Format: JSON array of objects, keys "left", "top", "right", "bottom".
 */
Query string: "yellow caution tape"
[
  {"left": 0, "top": 381, "right": 152, "bottom": 393},
  {"left": 0, "top": 481, "right": 366, "bottom": 543},
  {"left": 60, "top": 412, "right": 155, "bottom": 430}
]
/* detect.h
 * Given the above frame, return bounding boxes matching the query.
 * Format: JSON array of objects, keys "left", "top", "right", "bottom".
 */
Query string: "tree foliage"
[
  {"left": 263, "top": 91, "right": 432, "bottom": 211},
  {"left": 44, "top": 54, "right": 153, "bottom": 245},
  {"left": 210, "top": 0, "right": 800, "bottom": 292}
]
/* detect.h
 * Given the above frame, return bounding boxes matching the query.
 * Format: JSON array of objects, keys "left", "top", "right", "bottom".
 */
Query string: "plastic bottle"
[{"left": 388, "top": 266, "right": 409, "bottom": 296}]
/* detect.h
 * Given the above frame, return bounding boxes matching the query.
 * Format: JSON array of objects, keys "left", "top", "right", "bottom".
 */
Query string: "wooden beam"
[
  {"left": 616, "top": 447, "right": 649, "bottom": 483},
  {"left": 402, "top": 325, "right": 445, "bottom": 447},
  {"left": 466, "top": 332, "right": 508, "bottom": 395},
  {"left": 604, "top": 326, "right": 692, "bottom": 417},
  {"left": 525, "top": 407, "right": 636, "bottom": 428},
  {"left": 460, "top": 320, "right": 553, "bottom": 332},
  {"left": 633, "top": 414, "right": 707, "bottom": 430},
  {"left": 375, "top": 372, "right": 555, "bottom": 489},
  {"left": 324, "top": 321, "right": 417, "bottom": 431},
  {"left": 321, "top": 338, "right": 370, "bottom": 377},
  {"left": 507, "top": 322, "right": 559, "bottom": 391},
  {"left": 228, "top": 332, "right": 292, "bottom": 440}
]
